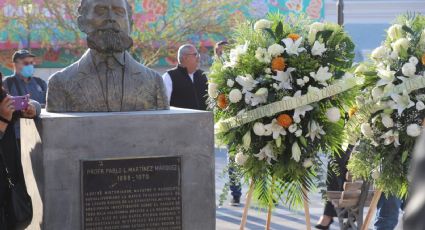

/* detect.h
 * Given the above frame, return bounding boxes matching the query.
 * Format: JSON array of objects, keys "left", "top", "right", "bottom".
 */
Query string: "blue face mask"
[{"left": 20, "top": 65, "right": 34, "bottom": 78}]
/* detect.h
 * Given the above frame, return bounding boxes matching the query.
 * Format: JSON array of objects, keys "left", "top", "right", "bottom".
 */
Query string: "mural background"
[{"left": 0, "top": 0, "right": 324, "bottom": 75}]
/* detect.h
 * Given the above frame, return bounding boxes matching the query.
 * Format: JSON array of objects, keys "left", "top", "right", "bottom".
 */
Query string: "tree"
[{"left": 130, "top": 0, "right": 249, "bottom": 66}]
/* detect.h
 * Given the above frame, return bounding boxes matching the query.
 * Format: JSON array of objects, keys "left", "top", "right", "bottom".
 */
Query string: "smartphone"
[{"left": 12, "top": 95, "right": 30, "bottom": 111}]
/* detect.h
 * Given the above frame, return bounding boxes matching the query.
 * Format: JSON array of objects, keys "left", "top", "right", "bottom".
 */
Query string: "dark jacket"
[
  {"left": 167, "top": 65, "right": 208, "bottom": 110},
  {"left": 0, "top": 114, "right": 25, "bottom": 229}
]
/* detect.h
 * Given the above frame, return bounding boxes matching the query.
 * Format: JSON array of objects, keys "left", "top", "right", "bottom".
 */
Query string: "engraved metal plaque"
[{"left": 81, "top": 156, "right": 182, "bottom": 230}]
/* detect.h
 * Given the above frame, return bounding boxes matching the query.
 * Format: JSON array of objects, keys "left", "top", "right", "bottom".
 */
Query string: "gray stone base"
[{"left": 21, "top": 108, "right": 215, "bottom": 230}]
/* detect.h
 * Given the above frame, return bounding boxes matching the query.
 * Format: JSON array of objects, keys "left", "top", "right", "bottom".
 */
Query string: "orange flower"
[
  {"left": 422, "top": 53, "right": 425, "bottom": 65},
  {"left": 277, "top": 114, "right": 293, "bottom": 128},
  {"left": 271, "top": 57, "right": 286, "bottom": 72},
  {"left": 217, "top": 94, "right": 228, "bottom": 109},
  {"left": 348, "top": 106, "right": 358, "bottom": 118},
  {"left": 288, "top": 33, "right": 300, "bottom": 41}
]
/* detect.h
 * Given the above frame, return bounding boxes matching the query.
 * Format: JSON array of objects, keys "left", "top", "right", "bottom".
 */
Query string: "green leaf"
[
  {"left": 275, "top": 21, "right": 284, "bottom": 40},
  {"left": 264, "top": 28, "right": 276, "bottom": 41},
  {"left": 402, "top": 150, "right": 409, "bottom": 163},
  {"left": 299, "top": 136, "right": 308, "bottom": 148},
  {"left": 402, "top": 25, "right": 415, "bottom": 35}
]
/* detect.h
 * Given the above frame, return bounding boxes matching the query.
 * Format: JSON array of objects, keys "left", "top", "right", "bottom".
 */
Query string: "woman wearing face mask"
[
  {"left": 0, "top": 71, "right": 40, "bottom": 229},
  {"left": 3, "top": 50, "right": 47, "bottom": 147}
]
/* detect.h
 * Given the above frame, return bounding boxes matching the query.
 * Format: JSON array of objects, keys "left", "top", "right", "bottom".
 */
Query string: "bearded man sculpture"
[{"left": 46, "top": 0, "right": 169, "bottom": 112}]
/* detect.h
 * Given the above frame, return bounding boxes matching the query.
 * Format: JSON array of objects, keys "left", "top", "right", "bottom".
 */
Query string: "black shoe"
[
  {"left": 230, "top": 197, "right": 241, "bottom": 206},
  {"left": 315, "top": 219, "right": 333, "bottom": 230}
]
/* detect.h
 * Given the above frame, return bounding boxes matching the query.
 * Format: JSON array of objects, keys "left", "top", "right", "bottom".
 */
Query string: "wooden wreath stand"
[{"left": 239, "top": 178, "right": 312, "bottom": 230}]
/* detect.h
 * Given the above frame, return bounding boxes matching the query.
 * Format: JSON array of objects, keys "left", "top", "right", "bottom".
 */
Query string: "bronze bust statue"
[{"left": 46, "top": 0, "right": 169, "bottom": 112}]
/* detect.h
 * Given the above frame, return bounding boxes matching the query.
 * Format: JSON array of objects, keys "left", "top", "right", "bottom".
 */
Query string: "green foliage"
[
  {"left": 348, "top": 13, "right": 425, "bottom": 199},
  {"left": 209, "top": 13, "right": 359, "bottom": 208}
]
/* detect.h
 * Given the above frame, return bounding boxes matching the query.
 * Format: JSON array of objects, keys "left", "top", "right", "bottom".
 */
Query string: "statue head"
[{"left": 77, "top": 0, "right": 134, "bottom": 53}]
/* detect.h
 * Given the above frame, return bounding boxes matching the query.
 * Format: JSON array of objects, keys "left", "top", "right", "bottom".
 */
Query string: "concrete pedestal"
[{"left": 20, "top": 108, "right": 215, "bottom": 230}]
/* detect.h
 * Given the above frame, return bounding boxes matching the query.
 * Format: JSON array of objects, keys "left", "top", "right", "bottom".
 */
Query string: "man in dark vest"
[{"left": 162, "top": 44, "right": 208, "bottom": 110}]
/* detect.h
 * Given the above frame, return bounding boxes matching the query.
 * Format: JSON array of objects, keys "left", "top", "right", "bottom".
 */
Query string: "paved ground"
[{"left": 214, "top": 148, "right": 403, "bottom": 230}]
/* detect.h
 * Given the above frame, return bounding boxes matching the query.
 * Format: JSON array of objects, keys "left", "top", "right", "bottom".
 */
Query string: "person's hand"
[
  {"left": 22, "top": 103, "right": 37, "bottom": 118},
  {"left": 0, "top": 96, "right": 15, "bottom": 122}
]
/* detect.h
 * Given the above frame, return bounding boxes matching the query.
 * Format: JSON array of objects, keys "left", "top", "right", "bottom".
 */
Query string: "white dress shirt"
[{"left": 162, "top": 72, "right": 195, "bottom": 102}]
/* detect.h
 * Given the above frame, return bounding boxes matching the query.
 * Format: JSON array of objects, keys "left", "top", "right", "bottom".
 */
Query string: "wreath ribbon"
[
  {"left": 346, "top": 76, "right": 425, "bottom": 144},
  {"left": 216, "top": 77, "right": 363, "bottom": 133}
]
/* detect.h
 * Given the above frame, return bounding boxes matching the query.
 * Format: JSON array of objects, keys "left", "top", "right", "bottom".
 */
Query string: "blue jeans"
[
  {"left": 228, "top": 157, "right": 242, "bottom": 199},
  {"left": 374, "top": 195, "right": 402, "bottom": 230}
]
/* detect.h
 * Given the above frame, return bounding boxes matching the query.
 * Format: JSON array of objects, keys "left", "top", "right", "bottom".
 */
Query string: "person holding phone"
[
  {"left": 0, "top": 71, "right": 40, "bottom": 229},
  {"left": 3, "top": 50, "right": 46, "bottom": 145}
]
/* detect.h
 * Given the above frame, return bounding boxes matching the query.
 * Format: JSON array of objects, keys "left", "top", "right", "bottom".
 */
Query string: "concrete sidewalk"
[{"left": 214, "top": 148, "right": 403, "bottom": 230}]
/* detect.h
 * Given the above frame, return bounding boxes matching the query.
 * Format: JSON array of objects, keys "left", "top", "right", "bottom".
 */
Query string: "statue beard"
[{"left": 87, "top": 29, "right": 133, "bottom": 53}]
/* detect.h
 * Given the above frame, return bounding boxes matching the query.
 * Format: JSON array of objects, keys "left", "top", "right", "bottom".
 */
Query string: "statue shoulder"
[{"left": 48, "top": 61, "right": 80, "bottom": 84}]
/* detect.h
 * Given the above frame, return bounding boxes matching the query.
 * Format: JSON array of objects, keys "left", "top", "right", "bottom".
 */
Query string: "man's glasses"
[{"left": 185, "top": 52, "right": 200, "bottom": 58}]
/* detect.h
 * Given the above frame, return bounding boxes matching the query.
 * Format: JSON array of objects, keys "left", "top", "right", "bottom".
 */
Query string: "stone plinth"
[{"left": 20, "top": 108, "right": 215, "bottom": 230}]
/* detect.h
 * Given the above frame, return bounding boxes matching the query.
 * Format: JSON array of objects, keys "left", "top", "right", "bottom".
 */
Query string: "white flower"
[
  {"left": 208, "top": 83, "right": 219, "bottom": 98},
  {"left": 306, "top": 120, "right": 326, "bottom": 141},
  {"left": 390, "top": 90, "right": 415, "bottom": 115},
  {"left": 303, "top": 76, "right": 310, "bottom": 83},
  {"left": 264, "top": 119, "right": 287, "bottom": 139},
  {"left": 265, "top": 68, "right": 272, "bottom": 74},
  {"left": 242, "top": 131, "right": 251, "bottom": 149},
  {"left": 311, "top": 41, "right": 327, "bottom": 56},
  {"left": 288, "top": 124, "right": 298, "bottom": 133},
  {"left": 303, "top": 158, "right": 314, "bottom": 168},
  {"left": 391, "top": 38, "right": 409, "bottom": 55},
  {"left": 296, "top": 78, "right": 305, "bottom": 87},
  {"left": 273, "top": 68, "right": 295, "bottom": 90},
  {"left": 294, "top": 105, "right": 314, "bottom": 123},
  {"left": 254, "top": 143, "right": 276, "bottom": 165},
  {"left": 354, "top": 64, "right": 368, "bottom": 74},
  {"left": 235, "top": 152, "right": 249, "bottom": 166},
  {"left": 290, "top": 91, "right": 314, "bottom": 123},
  {"left": 282, "top": 37, "right": 306, "bottom": 56},
  {"left": 227, "top": 79, "right": 235, "bottom": 87},
  {"left": 372, "top": 87, "right": 384, "bottom": 100},
  {"left": 255, "top": 47, "right": 272, "bottom": 63},
  {"left": 295, "top": 129, "right": 303, "bottom": 137},
  {"left": 387, "top": 24, "right": 404, "bottom": 41},
  {"left": 310, "top": 66, "right": 333, "bottom": 83},
  {"left": 254, "top": 19, "right": 272, "bottom": 31},
  {"left": 267, "top": 44, "right": 285, "bottom": 57},
  {"left": 224, "top": 41, "right": 249, "bottom": 68},
  {"left": 236, "top": 74, "right": 258, "bottom": 93},
  {"left": 326, "top": 107, "right": 341, "bottom": 123},
  {"left": 361, "top": 123, "right": 373, "bottom": 138},
  {"left": 308, "top": 22, "right": 325, "bottom": 44},
  {"left": 376, "top": 65, "right": 396, "bottom": 86},
  {"left": 407, "top": 124, "right": 422, "bottom": 137},
  {"left": 229, "top": 89, "right": 242, "bottom": 103},
  {"left": 381, "top": 114, "right": 394, "bottom": 128},
  {"left": 245, "top": 88, "right": 268, "bottom": 106},
  {"left": 291, "top": 142, "right": 302, "bottom": 162},
  {"left": 390, "top": 51, "right": 399, "bottom": 60},
  {"left": 409, "top": 56, "right": 419, "bottom": 65},
  {"left": 416, "top": 101, "right": 425, "bottom": 111},
  {"left": 380, "top": 130, "right": 400, "bottom": 146},
  {"left": 371, "top": 46, "right": 389, "bottom": 60},
  {"left": 402, "top": 62, "right": 417, "bottom": 77},
  {"left": 253, "top": 122, "right": 266, "bottom": 136}
]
